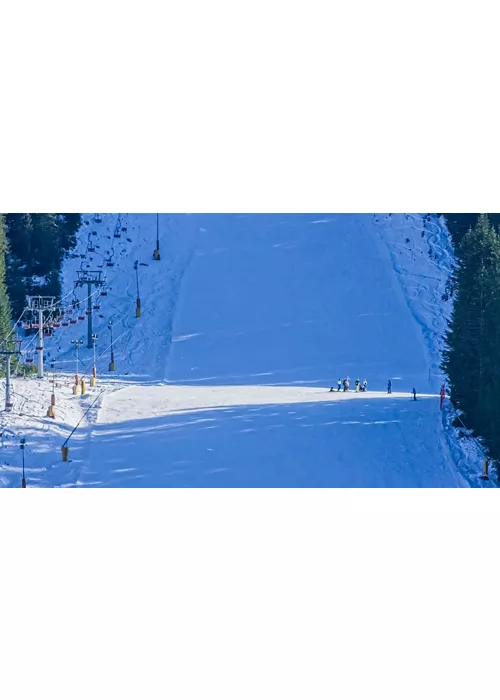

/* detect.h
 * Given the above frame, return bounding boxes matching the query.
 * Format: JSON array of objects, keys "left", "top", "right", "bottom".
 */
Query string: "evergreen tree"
[
  {"left": 0, "top": 215, "right": 13, "bottom": 339},
  {"left": 4, "top": 213, "right": 33, "bottom": 259},
  {"left": 440, "top": 213, "right": 500, "bottom": 248},
  {"left": 3, "top": 213, "right": 81, "bottom": 317},
  {"left": 443, "top": 214, "right": 500, "bottom": 452},
  {"left": 57, "top": 214, "right": 81, "bottom": 251}
]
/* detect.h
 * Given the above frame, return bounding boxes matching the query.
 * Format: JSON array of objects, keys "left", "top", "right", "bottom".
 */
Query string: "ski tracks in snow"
[{"left": 374, "top": 213, "right": 494, "bottom": 487}]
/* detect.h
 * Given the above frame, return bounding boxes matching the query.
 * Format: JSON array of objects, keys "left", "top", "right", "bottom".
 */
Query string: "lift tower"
[
  {"left": 25, "top": 296, "right": 56, "bottom": 378},
  {"left": 75, "top": 271, "right": 103, "bottom": 348}
]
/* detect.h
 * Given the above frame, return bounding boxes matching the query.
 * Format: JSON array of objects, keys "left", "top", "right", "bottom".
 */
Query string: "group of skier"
[
  {"left": 330, "top": 378, "right": 368, "bottom": 393},
  {"left": 330, "top": 378, "right": 397, "bottom": 394}
]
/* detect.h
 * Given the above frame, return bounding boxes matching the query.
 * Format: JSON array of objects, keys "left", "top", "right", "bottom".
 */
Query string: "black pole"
[
  {"left": 109, "top": 323, "right": 114, "bottom": 371},
  {"left": 87, "top": 281, "right": 93, "bottom": 348},
  {"left": 21, "top": 438, "right": 26, "bottom": 488}
]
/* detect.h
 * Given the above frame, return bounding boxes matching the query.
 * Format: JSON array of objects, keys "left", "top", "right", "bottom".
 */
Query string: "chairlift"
[
  {"left": 106, "top": 261, "right": 114, "bottom": 267},
  {"left": 62, "top": 321, "right": 69, "bottom": 327},
  {"left": 70, "top": 319, "right": 77, "bottom": 325},
  {"left": 53, "top": 323, "right": 61, "bottom": 328},
  {"left": 114, "top": 232, "right": 121, "bottom": 238},
  {"left": 93, "top": 303, "right": 101, "bottom": 311},
  {"left": 121, "top": 227, "right": 127, "bottom": 233},
  {"left": 78, "top": 314, "right": 85, "bottom": 321},
  {"left": 92, "top": 230, "right": 97, "bottom": 236},
  {"left": 95, "top": 215, "right": 102, "bottom": 223},
  {"left": 100, "top": 289, "right": 108, "bottom": 297},
  {"left": 26, "top": 357, "right": 33, "bottom": 364},
  {"left": 88, "top": 246, "right": 96, "bottom": 253},
  {"left": 86, "top": 310, "right": 92, "bottom": 316}
]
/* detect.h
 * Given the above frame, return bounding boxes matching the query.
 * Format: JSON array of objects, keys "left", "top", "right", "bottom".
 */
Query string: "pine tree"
[
  {"left": 5, "top": 213, "right": 33, "bottom": 260},
  {"left": 57, "top": 214, "right": 81, "bottom": 251},
  {"left": 0, "top": 215, "right": 13, "bottom": 339},
  {"left": 443, "top": 214, "right": 500, "bottom": 449},
  {"left": 3, "top": 213, "right": 81, "bottom": 317}
]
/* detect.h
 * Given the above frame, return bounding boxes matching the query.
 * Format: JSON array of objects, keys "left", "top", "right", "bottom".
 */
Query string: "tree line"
[
  {"left": 442, "top": 213, "right": 500, "bottom": 463},
  {"left": 1, "top": 214, "right": 81, "bottom": 320}
]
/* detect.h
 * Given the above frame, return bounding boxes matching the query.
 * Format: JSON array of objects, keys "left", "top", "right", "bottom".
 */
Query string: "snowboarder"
[
  {"left": 387, "top": 379, "right": 392, "bottom": 394},
  {"left": 412, "top": 388, "right": 417, "bottom": 401},
  {"left": 355, "top": 379, "right": 360, "bottom": 392},
  {"left": 362, "top": 380, "right": 367, "bottom": 392}
]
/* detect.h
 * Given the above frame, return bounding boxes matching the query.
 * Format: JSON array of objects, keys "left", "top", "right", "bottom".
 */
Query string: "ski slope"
[{"left": 0, "top": 213, "right": 491, "bottom": 487}]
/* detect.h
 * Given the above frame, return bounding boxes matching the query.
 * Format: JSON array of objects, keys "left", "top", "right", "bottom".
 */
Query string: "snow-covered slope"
[{"left": 0, "top": 214, "right": 492, "bottom": 487}]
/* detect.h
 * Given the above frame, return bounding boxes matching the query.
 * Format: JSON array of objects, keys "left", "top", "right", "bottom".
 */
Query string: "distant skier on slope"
[
  {"left": 387, "top": 379, "right": 392, "bottom": 394},
  {"left": 412, "top": 388, "right": 417, "bottom": 401},
  {"left": 329, "top": 379, "right": 341, "bottom": 392},
  {"left": 355, "top": 379, "right": 360, "bottom": 392},
  {"left": 362, "top": 380, "right": 367, "bottom": 392}
]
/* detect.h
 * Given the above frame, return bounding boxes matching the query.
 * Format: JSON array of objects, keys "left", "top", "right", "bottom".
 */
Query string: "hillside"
[{"left": 0, "top": 213, "right": 491, "bottom": 487}]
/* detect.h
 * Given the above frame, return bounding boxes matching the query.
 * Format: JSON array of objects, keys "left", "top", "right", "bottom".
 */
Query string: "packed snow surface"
[{"left": 0, "top": 214, "right": 490, "bottom": 487}]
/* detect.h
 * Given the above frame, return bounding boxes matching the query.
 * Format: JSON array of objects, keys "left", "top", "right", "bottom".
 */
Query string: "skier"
[
  {"left": 412, "top": 387, "right": 417, "bottom": 401},
  {"left": 329, "top": 379, "right": 341, "bottom": 393},
  {"left": 387, "top": 379, "right": 392, "bottom": 394},
  {"left": 343, "top": 378, "right": 348, "bottom": 392},
  {"left": 355, "top": 379, "right": 360, "bottom": 392},
  {"left": 362, "top": 379, "right": 367, "bottom": 392}
]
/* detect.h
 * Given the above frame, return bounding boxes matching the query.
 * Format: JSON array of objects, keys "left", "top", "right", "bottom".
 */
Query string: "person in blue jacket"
[{"left": 387, "top": 379, "right": 392, "bottom": 394}]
